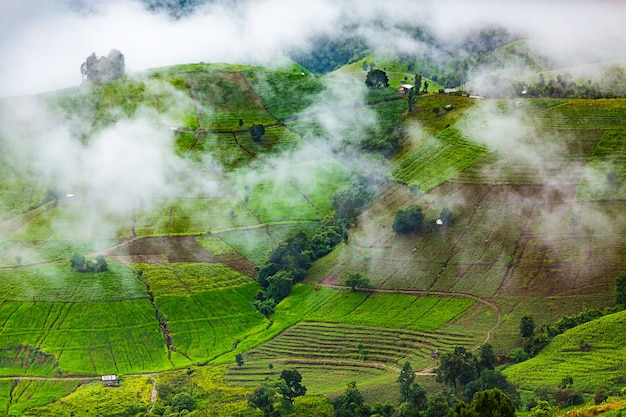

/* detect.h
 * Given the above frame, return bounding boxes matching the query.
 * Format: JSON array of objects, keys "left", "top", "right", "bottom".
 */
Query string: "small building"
[
  {"left": 431, "top": 350, "right": 441, "bottom": 359},
  {"left": 444, "top": 104, "right": 453, "bottom": 110},
  {"left": 102, "top": 375, "right": 119, "bottom": 387},
  {"left": 397, "top": 84, "right": 414, "bottom": 94}
]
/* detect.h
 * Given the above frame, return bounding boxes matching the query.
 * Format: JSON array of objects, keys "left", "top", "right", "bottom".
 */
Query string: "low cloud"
[{"left": 2, "top": 1, "right": 626, "bottom": 97}]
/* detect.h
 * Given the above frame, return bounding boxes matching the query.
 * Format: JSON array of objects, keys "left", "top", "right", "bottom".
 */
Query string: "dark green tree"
[
  {"left": 70, "top": 254, "right": 86, "bottom": 272},
  {"left": 250, "top": 124, "right": 266, "bottom": 142},
  {"left": 248, "top": 384, "right": 276, "bottom": 417},
  {"left": 448, "top": 401, "right": 478, "bottom": 417},
  {"left": 365, "top": 69, "right": 389, "bottom": 88},
  {"left": 424, "top": 392, "right": 449, "bottom": 417},
  {"left": 477, "top": 343, "right": 496, "bottom": 371},
  {"left": 393, "top": 205, "right": 424, "bottom": 234},
  {"left": 615, "top": 272, "right": 626, "bottom": 306},
  {"left": 95, "top": 254, "right": 108, "bottom": 272},
  {"left": 344, "top": 273, "right": 371, "bottom": 292},
  {"left": 519, "top": 315, "right": 535, "bottom": 337},
  {"left": 278, "top": 369, "right": 307, "bottom": 403},
  {"left": 235, "top": 353, "right": 244, "bottom": 367},
  {"left": 398, "top": 361, "right": 415, "bottom": 402},
  {"left": 265, "top": 271, "right": 294, "bottom": 301},
  {"left": 331, "top": 381, "right": 369, "bottom": 417},
  {"left": 437, "top": 346, "right": 478, "bottom": 390},
  {"left": 471, "top": 388, "right": 516, "bottom": 417},
  {"left": 464, "top": 370, "right": 519, "bottom": 405}
]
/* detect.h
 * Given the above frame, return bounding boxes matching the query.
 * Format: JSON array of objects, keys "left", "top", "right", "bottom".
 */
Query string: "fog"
[
  {"left": 1, "top": 0, "right": 626, "bottom": 97},
  {"left": 0, "top": 0, "right": 625, "bottom": 275}
]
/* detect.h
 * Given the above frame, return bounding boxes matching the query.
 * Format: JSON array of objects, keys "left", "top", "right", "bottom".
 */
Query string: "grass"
[
  {"left": 0, "top": 300, "right": 170, "bottom": 375},
  {"left": 503, "top": 309, "right": 626, "bottom": 393},
  {"left": 392, "top": 125, "right": 487, "bottom": 192},
  {"left": 182, "top": 70, "right": 276, "bottom": 130},
  {"left": 133, "top": 263, "right": 253, "bottom": 296},
  {"left": 0, "top": 260, "right": 147, "bottom": 302},
  {"left": 21, "top": 376, "right": 153, "bottom": 416},
  {"left": 242, "top": 69, "right": 325, "bottom": 120},
  {"left": 156, "top": 283, "right": 269, "bottom": 364},
  {"left": 0, "top": 379, "right": 81, "bottom": 416}
]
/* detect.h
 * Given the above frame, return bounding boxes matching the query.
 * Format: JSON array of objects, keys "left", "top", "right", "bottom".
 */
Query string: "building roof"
[{"left": 102, "top": 375, "right": 118, "bottom": 381}]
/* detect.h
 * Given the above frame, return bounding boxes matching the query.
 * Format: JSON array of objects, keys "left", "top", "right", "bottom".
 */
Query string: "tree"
[
  {"left": 615, "top": 272, "right": 626, "bottom": 306},
  {"left": 250, "top": 124, "right": 266, "bottom": 142},
  {"left": 519, "top": 315, "right": 535, "bottom": 337},
  {"left": 235, "top": 353, "right": 244, "bottom": 366},
  {"left": 424, "top": 392, "right": 449, "bottom": 417},
  {"left": 464, "top": 370, "right": 519, "bottom": 405},
  {"left": 344, "top": 273, "right": 371, "bottom": 292},
  {"left": 265, "top": 271, "right": 294, "bottom": 301},
  {"left": 471, "top": 388, "right": 516, "bottom": 417},
  {"left": 398, "top": 362, "right": 416, "bottom": 402},
  {"left": 437, "top": 346, "right": 478, "bottom": 390},
  {"left": 80, "top": 49, "right": 125, "bottom": 83},
  {"left": 279, "top": 369, "right": 307, "bottom": 403},
  {"left": 248, "top": 384, "right": 276, "bottom": 417},
  {"left": 365, "top": 69, "right": 389, "bottom": 88},
  {"left": 95, "top": 254, "right": 108, "bottom": 272},
  {"left": 477, "top": 343, "right": 496, "bottom": 371},
  {"left": 393, "top": 205, "right": 425, "bottom": 234}
]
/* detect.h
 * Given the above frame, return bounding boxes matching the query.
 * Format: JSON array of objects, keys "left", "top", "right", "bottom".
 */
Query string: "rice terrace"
[{"left": 1, "top": 1, "right": 626, "bottom": 416}]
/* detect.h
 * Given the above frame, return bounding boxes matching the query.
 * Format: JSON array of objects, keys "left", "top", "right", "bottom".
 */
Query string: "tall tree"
[
  {"left": 437, "top": 347, "right": 478, "bottom": 390},
  {"left": 278, "top": 369, "right": 307, "bottom": 403},
  {"left": 398, "top": 361, "right": 416, "bottom": 403},
  {"left": 519, "top": 315, "right": 535, "bottom": 337},
  {"left": 471, "top": 388, "right": 516, "bottom": 417}
]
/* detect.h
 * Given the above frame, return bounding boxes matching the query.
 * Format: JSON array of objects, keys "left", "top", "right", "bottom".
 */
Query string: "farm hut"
[
  {"left": 397, "top": 84, "right": 414, "bottom": 94},
  {"left": 444, "top": 104, "right": 453, "bottom": 110},
  {"left": 431, "top": 350, "right": 441, "bottom": 359},
  {"left": 102, "top": 375, "right": 119, "bottom": 387}
]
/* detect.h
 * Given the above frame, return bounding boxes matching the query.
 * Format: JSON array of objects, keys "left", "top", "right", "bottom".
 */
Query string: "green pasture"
[
  {"left": 242, "top": 68, "right": 325, "bottom": 120},
  {"left": 133, "top": 263, "right": 252, "bottom": 296},
  {"left": 0, "top": 176, "right": 45, "bottom": 221},
  {"left": 0, "top": 379, "right": 81, "bottom": 416},
  {"left": 156, "top": 283, "right": 269, "bottom": 365},
  {"left": 21, "top": 376, "right": 152, "bottom": 416},
  {"left": 0, "top": 260, "right": 146, "bottom": 302},
  {"left": 504, "top": 309, "right": 626, "bottom": 393},
  {"left": 183, "top": 70, "right": 276, "bottom": 130},
  {"left": 0, "top": 239, "right": 114, "bottom": 266},
  {"left": 530, "top": 99, "right": 626, "bottom": 130},
  {"left": 0, "top": 300, "right": 169, "bottom": 375},
  {"left": 392, "top": 125, "right": 487, "bottom": 192}
]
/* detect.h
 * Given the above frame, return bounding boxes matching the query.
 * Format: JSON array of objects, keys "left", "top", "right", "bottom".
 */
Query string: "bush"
[{"left": 393, "top": 205, "right": 424, "bottom": 234}]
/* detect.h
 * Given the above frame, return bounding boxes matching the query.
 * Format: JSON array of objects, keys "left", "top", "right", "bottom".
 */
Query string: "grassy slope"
[
  {"left": 1, "top": 58, "right": 626, "bottom": 414},
  {"left": 503, "top": 309, "right": 626, "bottom": 393}
]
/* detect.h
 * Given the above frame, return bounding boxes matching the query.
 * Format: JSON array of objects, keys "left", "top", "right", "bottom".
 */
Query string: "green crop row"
[
  {"left": 133, "top": 262, "right": 252, "bottom": 296},
  {"left": 0, "top": 300, "right": 169, "bottom": 375}
]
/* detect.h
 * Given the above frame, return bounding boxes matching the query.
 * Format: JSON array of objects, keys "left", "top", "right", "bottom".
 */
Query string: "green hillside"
[
  {"left": 504, "top": 309, "right": 626, "bottom": 393},
  {"left": 0, "top": 56, "right": 625, "bottom": 416}
]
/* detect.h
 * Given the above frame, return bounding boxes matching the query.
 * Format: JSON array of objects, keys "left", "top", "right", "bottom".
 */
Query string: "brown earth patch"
[
  {"left": 108, "top": 235, "right": 257, "bottom": 278},
  {"left": 320, "top": 275, "right": 338, "bottom": 285}
]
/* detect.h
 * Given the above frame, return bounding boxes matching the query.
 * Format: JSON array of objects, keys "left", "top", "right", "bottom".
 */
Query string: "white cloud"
[{"left": 2, "top": 0, "right": 625, "bottom": 97}]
